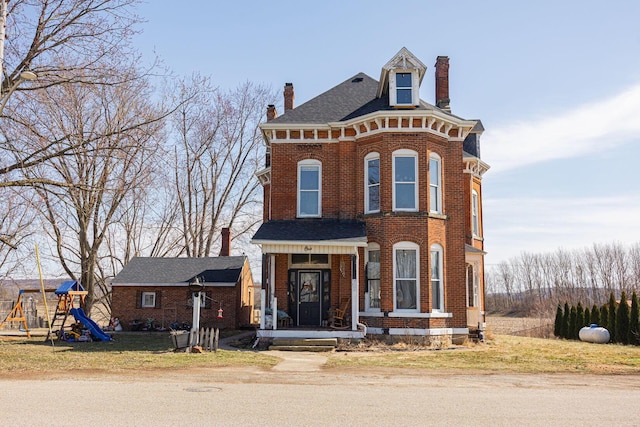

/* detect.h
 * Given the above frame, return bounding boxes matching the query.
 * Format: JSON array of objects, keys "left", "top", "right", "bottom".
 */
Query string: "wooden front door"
[{"left": 297, "top": 271, "right": 321, "bottom": 326}]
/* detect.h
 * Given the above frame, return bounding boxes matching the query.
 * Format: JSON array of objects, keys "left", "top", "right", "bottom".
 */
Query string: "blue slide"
[{"left": 70, "top": 308, "right": 112, "bottom": 342}]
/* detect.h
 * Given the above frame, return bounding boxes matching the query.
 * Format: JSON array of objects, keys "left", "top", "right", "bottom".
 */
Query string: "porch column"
[
  {"left": 269, "top": 254, "right": 276, "bottom": 308},
  {"left": 351, "top": 249, "right": 359, "bottom": 331}
]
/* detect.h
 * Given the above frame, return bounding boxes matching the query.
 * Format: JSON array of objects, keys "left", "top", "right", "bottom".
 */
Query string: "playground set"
[{"left": 0, "top": 280, "right": 111, "bottom": 341}]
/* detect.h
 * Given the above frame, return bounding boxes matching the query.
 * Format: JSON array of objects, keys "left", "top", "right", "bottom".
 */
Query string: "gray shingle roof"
[
  {"left": 465, "top": 244, "right": 486, "bottom": 254},
  {"left": 268, "top": 73, "right": 443, "bottom": 125},
  {"left": 112, "top": 256, "right": 247, "bottom": 284},
  {"left": 252, "top": 219, "right": 366, "bottom": 242}
]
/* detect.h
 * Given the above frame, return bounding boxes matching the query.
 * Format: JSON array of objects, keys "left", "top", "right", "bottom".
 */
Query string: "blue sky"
[{"left": 134, "top": 0, "right": 640, "bottom": 267}]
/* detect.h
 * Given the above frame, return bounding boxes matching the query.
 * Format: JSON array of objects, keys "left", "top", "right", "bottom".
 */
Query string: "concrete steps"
[{"left": 269, "top": 338, "right": 337, "bottom": 352}]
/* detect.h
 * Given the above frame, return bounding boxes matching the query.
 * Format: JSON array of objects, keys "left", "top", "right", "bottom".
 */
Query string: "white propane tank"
[{"left": 578, "top": 324, "right": 610, "bottom": 344}]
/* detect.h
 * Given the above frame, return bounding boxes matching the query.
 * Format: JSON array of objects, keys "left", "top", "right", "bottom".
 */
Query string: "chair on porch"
[{"left": 331, "top": 297, "right": 350, "bottom": 329}]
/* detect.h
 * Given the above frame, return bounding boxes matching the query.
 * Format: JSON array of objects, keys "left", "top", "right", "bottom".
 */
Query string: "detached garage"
[{"left": 110, "top": 256, "right": 256, "bottom": 330}]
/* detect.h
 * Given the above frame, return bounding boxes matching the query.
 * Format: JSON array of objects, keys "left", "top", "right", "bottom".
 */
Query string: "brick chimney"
[
  {"left": 435, "top": 56, "right": 451, "bottom": 112},
  {"left": 266, "top": 104, "right": 277, "bottom": 121},
  {"left": 284, "top": 83, "right": 294, "bottom": 112},
  {"left": 219, "top": 227, "right": 231, "bottom": 257}
]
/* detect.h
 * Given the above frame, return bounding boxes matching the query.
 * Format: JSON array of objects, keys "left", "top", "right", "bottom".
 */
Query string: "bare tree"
[
  {"left": 168, "top": 76, "right": 275, "bottom": 257},
  {"left": 0, "top": 188, "right": 36, "bottom": 276},
  {"left": 1, "top": 0, "right": 141, "bottom": 96},
  {"left": 0, "top": 0, "right": 144, "bottom": 188},
  {"left": 16, "top": 68, "right": 165, "bottom": 314},
  {"left": 0, "top": 0, "right": 146, "bottom": 268}
]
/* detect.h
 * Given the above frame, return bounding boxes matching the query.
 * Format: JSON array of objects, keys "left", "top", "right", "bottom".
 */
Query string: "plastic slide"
[{"left": 69, "top": 308, "right": 112, "bottom": 341}]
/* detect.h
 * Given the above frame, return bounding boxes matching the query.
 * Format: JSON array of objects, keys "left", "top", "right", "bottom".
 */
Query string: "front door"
[{"left": 297, "top": 271, "right": 321, "bottom": 326}]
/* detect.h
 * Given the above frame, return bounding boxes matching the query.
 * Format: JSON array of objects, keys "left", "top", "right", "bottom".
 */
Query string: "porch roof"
[{"left": 252, "top": 219, "right": 367, "bottom": 254}]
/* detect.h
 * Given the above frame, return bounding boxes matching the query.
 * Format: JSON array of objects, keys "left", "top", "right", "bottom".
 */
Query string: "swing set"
[{"left": 0, "top": 280, "right": 87, "bottom": 339}]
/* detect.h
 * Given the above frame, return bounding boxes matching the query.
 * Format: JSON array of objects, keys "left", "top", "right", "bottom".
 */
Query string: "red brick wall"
[
  {"left": 111, "top": 284, "right": 241, "bottom": 330},
  {"left": 267, "top": 129, "right": 470, "bottom": 331}
]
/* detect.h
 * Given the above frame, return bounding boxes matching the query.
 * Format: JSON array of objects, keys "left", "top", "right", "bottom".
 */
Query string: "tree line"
[
  {"left": 486, "top": 242, "right": 640, "bottom": 316},
  {"left": 554, "top": 291, "right": 640, "bottom": 345},
  {"left": 0, "top": 1, "right": 276, "bottom": 317}
]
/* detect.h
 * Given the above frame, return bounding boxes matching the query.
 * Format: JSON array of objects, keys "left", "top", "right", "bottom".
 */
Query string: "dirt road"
[{"left": 2, "top": 352, "right": 639, "bottom": 427}]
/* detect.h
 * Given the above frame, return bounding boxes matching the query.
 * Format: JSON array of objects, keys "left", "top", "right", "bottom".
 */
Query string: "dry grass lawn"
[
  {"left": 328, "top": 334, "right": 640, "bottom": 374},
  {"left": 0, "top": 332, "right": 279, "bottom": 376},
  {"left": 3, "top": 330, "right": 640, "bottom": 376}
]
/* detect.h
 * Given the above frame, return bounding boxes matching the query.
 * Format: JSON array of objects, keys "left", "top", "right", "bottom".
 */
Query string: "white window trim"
[
  {"left": 389, "top": 69, "right": 420, "bottom": 106},
  {"left": 431, "top": 244, "right": 444, "bottom": 312},
  {"left": 429, "top": 153, "right": 442, "bottom": 214},
  {"left": 466, "top": 262, "right": 480, "bottom": 308},
  {"left": 471, "top": 189, "right": 480, "bottom": 237},
  {"left": 392, "top": 149, "right": 418, "bottom": 212},
  {"left": 365, "top": 243, "right": 381, "bottom": 312},
  {"left": 364, "top": 152, "right": 380, "bottom": 214},
  {"left": 297, "top": 159, "right": 322, "bottom": 218},
  {"left": 393, "top": 241, "right": 420, "bottom": 313},
  {"left": 141, "top": 291, "right": 156, "bottom": 308}
]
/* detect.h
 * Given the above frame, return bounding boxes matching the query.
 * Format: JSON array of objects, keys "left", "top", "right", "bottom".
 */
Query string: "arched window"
[
  {"left": 364, "top": 152, "right": 380, "bottom": 214},
  {"left": 467, "top": 263, "right": 479, "bottom": 307},
  {"left": 393, "top": 149, "right": 418, "bottom": 212},
  {"left": 472, "top": 189, "right": 479, "bottom": 237},
  {"left": 297, "top": 159, "right": 321, "bottom": 217},
  {"left": 430, "top": 244, "right": 444, "bottom": 312},
  {"left": 429, "top": 153, "right": 442, "bottom": 213},
  {"left": 365, "top": 243, "right": 381, "bottom": 311},
  {"left": 393, "top": 241, "right": 419, "bottom": 311}
]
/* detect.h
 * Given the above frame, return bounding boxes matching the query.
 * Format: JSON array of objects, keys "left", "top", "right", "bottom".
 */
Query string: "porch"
[
  {"left": 252, "top": 219, "right": 368, "bottom": 340},
  {"left": 257, "top": 327, "right": 366, "bottom": 340}
]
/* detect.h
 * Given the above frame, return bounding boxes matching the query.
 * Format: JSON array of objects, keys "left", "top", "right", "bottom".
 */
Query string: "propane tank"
[{"left": 578, "top": 324, "right": 610, "bottom": 344}]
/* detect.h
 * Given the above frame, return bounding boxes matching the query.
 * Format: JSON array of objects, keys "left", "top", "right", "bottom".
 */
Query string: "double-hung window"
[
  {"left": 429, "top": 154, "right": 442, "bottom": 214},
  {"left": 393, "top": 150, "right": 418, "bottom": 211},
  {"left": 431, "top": 244, "right": 444, "bottom": 312},
  {"left": 298, "top": 160, "right": 321, "bottom": 217},
  {"left": 366, "top": 243, "right": 381, "bottom": 310},
  {"left": 394, "top": 242, "right": 419, "bottom": 311},
  {"left": 390, "top": 69, "right": 419, "bottom": 107},
  {"left": 467, "top": 263, "right": 479, "bottom": 307},
  {"left": 396, "top": 72, "right": 412, "bottom": 105},
  {"left": 472, "top": 190, "right": 479, "bottom": 236},
  {"left": 365, "top": 153, "right": 380, "bottom": 213}
]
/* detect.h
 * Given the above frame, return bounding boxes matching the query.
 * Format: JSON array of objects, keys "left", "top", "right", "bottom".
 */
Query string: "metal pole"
[
  {"left": 36, "top": 244, "right": 55, "bottom": 347},
  {"left": 190, "top": 291, "right": 201, "bottom": 347}
]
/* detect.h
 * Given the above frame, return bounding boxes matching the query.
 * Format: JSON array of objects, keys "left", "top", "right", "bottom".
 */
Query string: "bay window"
[
  {"left": 429, "top": 154, "right": 442, "bottom": 213},
  {"left": 298, "top": 159, "right": 321, "bottom": 217},
  {"left": 431, "top": 244, "right": 444, "bottom": 312},
  {"left": 393, "top": 150, "right": 418, "bottom": 211},
  {"left": 394, "top": 242, "right": 419, "bottom": 311},
  {"left": 365, "top": 153, "right": 380, "bottom": 213}
]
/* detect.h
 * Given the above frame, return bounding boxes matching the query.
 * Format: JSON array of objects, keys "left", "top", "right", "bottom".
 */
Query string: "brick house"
[
  {"left": 111, "top": 229, "right": 257, "bottom": 330},
  {"left": 252, "top": 47, "right": 489, "bottom": 341}
]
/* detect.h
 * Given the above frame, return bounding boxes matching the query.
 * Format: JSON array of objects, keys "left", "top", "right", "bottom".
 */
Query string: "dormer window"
[
  {"left": 389, "top": 69, "right": 419, "bottom": 107},
  {"left": 378, "top": 48, "right": 427, "bottom": 108},
  {"left": 396, "top": 72, "right": 413, "bottom": 104}
]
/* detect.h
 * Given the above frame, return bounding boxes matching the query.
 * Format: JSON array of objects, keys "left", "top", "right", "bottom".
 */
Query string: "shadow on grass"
[
  {"left": 27, "top": 332, "right": 175, "bottom": 353},
  {"left": 18, "top": 328, "right": 250, "bottom": 353}
]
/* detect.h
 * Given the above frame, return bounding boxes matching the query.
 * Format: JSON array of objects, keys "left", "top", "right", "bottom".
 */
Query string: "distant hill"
[{"left": 0, "top": 278, "right": 72, "bottom": 299}]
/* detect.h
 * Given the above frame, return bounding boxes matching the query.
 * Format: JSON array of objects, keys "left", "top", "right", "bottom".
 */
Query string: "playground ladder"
[
  {"left": 45, "top": 292, "right": 85, "bottom": 341},
  {"left": 0, "top": 296, "right": 30, "bottom": 337}
]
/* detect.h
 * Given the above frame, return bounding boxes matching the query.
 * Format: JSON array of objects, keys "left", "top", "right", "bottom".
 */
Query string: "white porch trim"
[
  {"left": 359, "top": 311, "right": 453, "bottom": 318},
  {"left": 387, "top": 327, "right": 469, "bottom": 336},
  {"left": 252, "top": 239, "right": 367, "bottom": 255},
  {"left": 257, "top": 329, "right": 366, "bottom": 339},
  {"left": 257, "top": 242, "right": 364, "bottom": 335}
]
